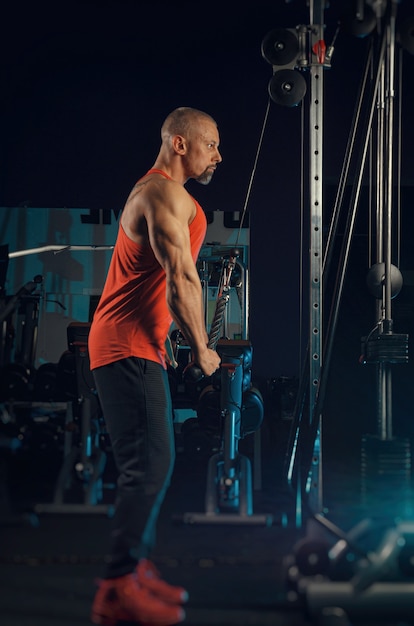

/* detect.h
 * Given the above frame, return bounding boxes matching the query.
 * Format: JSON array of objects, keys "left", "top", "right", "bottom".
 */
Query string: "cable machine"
[
  {"left": 263, "top": 0, "right": 413, "bottom": 527},
  {"left": 262, "top": 0, "right": 330, "bottom": 525},
  {"left": 264, "top": 1, "right": 414, "bottom": 621}
]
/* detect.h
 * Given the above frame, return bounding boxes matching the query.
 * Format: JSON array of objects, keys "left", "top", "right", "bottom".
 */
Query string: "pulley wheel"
[
  {"left": 261, "top": 28, "right": 299, "bottom": 67},
  {"left": 268, "top": 69, "right": 307, "bottom": 107},
  {"left": 366, "top": 262, "right": 403, "bottom": 299},
  {"left": 341, "top": 5, "right": 376, "bottom": 38}
]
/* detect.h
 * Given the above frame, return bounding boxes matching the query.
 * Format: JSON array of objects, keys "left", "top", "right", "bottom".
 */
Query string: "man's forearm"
[{"left": 167, "top": 278, "right": 208, "bottom": 359}]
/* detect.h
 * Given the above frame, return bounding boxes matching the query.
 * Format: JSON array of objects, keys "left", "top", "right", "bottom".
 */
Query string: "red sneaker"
[
  {"left": 90, "top": 572, "right": 185, "bottom": 626},
  {"left": 136, "top": 559, "right": 189, "bottom": 605}
]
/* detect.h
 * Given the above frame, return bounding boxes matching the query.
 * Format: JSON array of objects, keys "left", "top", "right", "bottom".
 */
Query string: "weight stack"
[{"left": 361, "top": 434, "right": 412, "bottom": 518}]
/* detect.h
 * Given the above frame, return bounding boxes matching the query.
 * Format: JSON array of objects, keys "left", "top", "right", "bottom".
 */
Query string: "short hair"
[{"left": 161, "top": 107, "right": 216, "bottom": 142}]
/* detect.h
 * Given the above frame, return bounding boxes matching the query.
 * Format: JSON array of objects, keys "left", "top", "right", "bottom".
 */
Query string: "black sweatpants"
[{"left": 92, "top": 357, "right": 175, "bottom": 578}]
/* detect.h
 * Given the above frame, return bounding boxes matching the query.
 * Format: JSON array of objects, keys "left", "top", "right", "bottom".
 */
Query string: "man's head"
[
  {"left": 161, "top": 107, "right": 217, "bottom": 143},
  {"left": 161, "top": 107, "right": 222, "bottom": 184}
]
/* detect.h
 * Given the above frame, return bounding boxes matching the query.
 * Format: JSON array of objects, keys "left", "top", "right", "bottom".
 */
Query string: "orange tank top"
[{"left": 88, "top": 169, "right": 207, "bottom": 370}]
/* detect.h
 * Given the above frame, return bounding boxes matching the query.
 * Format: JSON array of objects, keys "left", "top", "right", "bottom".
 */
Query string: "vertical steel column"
[
  {"left": 375, "top": 59, "right": 387, "bottom": 438},
  {"left": 379, "top": 1, "right": 397, "bottom": 441},
  {"left": 307, "top": 0, "right": 325, "bottom": 513}
]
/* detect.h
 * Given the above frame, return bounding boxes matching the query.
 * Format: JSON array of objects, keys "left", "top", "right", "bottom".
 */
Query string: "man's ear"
[{"left": 172, "top": 134, "right": 186, "bottom": 154}]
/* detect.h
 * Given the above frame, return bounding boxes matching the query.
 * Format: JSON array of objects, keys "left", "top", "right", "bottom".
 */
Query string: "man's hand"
[{"left": 197, "top": 348, "right": 221, "bottom": 377}]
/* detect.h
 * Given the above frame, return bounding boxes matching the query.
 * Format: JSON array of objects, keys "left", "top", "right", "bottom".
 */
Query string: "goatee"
[{"left": 195, "top": 169, "right": 214, "bottom": 185}]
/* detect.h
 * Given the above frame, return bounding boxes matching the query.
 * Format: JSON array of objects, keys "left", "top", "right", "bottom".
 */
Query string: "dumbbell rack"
[{"left": 286, "top": 514, "right": 414, "bottom": 624}]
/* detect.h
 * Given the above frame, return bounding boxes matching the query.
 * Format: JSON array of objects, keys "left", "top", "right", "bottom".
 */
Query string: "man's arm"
[{"left": 146, "top": 183, "right": 220, "bottom": 376}]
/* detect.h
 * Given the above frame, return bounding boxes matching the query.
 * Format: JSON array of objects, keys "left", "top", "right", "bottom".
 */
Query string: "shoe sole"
[{"left": 91, "top": 610, "right": 185, "bottom": 626}]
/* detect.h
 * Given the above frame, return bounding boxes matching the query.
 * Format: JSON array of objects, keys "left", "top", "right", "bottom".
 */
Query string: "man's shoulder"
[
  {"left": 139, "top": 171, "right": 184, "bottom": 195},
  {"left": 147, "top": 174, "right": 192, "bottom": 204},
  {"left": 128, "top": 174, "right": 194, "bottom": 222}
]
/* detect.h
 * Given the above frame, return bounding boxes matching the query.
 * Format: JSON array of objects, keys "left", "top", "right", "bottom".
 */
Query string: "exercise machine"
[
  {"left": 181, "top": 249, "right": 272, "bottom": 525},
  {"left": 262, "top": 0, "right": 414, "bottom": 621},
  {"left": 35, "top": 323, "right": 110, "bottom": 514}
]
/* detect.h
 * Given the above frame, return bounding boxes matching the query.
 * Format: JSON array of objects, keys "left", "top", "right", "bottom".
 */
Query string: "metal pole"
[
  {"left": 373, "top": 1, "right": 398, "bottom": 441},
  {"left": 307, "top": 0, "right": 325, "bottom": 514},
  {"left": 380, "top": 1, "right": 397, "bottom": 442}
]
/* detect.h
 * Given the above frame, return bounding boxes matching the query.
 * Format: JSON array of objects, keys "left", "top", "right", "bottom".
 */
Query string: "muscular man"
[{"left": 88, "top": 107, "right": 222, "bottom": 626}]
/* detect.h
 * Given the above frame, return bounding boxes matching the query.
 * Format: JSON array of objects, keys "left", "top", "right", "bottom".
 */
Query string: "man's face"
[{"left": 185, "top": 120, "right": 222, "bottom": 185}]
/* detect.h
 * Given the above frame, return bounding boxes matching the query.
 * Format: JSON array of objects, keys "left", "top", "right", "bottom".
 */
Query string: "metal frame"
[
  {"left": 307, "top": 0, "right": 325, "bottom": 514},
  {"left": 285, "top": 0, "right": 406, "bottom": 527}
]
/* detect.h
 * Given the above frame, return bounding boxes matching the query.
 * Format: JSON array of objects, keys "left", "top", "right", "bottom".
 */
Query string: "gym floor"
[{"left": 1, "top": 405, "right": 414, "bottom": 626}]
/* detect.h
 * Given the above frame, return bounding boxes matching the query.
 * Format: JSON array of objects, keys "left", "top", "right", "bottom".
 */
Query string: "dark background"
[{"left": 1, "top": 1, "right": 414, "bottom": 453}]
